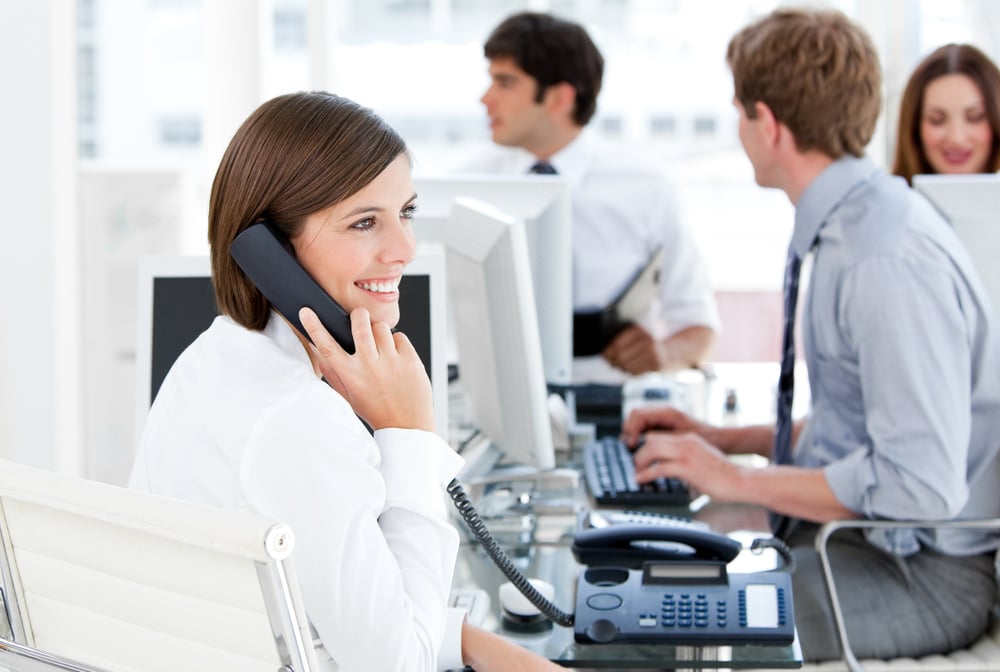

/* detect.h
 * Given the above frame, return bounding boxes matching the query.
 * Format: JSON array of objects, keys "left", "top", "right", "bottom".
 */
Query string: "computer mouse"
[{"left": 498, "top": 579, "right": 555, "bottom": 633}]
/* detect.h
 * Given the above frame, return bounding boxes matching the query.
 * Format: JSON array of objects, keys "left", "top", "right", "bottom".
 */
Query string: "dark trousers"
[{"left": 787, "top": 523, "right": 997, "bottom": 661}]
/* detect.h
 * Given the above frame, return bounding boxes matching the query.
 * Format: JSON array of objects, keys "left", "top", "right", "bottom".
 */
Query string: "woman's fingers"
[
  {"left": 300, "top": 307, "right": 349, "bottom": 362},
  {"left": 370, "top": 319, "right": 396, "bottom": 356},
  {"left": 300, "top": 306, "right": 433, "bottom": 432},
  {"left": 392, "top": 330, "right": 418, "bottom": 358},
  {"left": 348, "top": 307, "right": 378, "bottom": 356}
]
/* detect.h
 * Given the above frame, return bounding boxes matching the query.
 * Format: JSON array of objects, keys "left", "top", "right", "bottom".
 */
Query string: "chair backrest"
[{"left": 0, "top": 458, "right": 320, "bottom": 672}]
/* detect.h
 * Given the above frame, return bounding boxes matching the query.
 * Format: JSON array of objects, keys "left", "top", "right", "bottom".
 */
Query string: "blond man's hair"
[{"left": 727, "top": 8, "right": 882, "bottom": 158}]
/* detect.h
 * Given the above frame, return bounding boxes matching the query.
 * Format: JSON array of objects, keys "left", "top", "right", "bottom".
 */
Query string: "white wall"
[{"left": 0, "top": 3, "right": 81, "bottom": 473}]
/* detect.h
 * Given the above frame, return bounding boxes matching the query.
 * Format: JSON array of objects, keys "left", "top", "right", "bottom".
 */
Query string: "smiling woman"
[
  {"left": 127, "top": 91, "right": 562, "bottom": 672},
  {"left": 892, "top": 43, "right": 1000, "bottom": 184}
]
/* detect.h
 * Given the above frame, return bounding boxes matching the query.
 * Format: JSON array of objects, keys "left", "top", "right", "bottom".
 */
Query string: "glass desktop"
[{"left": 447, "top": 364, "right": 805, "bottom": 668}]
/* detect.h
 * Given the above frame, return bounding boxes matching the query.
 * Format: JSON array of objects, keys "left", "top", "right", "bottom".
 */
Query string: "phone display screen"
[{"left": 642, "top": 562, "right": 724, "bottom": 584}]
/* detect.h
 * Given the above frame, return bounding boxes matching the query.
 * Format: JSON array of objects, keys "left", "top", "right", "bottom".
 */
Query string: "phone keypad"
[{"left": 659, "top": 593, "right": 719, "bottom": 629}]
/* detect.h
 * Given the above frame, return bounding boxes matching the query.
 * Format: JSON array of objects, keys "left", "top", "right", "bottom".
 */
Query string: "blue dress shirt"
[{"left": 792, "top": 156, "right": 1000, "bottom": 556}]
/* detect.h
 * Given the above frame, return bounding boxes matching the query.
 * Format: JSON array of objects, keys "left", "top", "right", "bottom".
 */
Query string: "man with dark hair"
[
  {"left": 473, "top": 11, "right": 719, "bottom": 382},
  {"left": 622, "top": 8, "right": 1000, "bottom": 661}
]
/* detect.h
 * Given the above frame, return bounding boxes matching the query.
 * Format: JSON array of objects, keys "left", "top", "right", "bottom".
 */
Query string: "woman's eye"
[
  {"left": 402, "top": 204, "right": 418, "bottom": 221},
  {"left": 351, "top": 217, "right": 376, "bottom": 231}
]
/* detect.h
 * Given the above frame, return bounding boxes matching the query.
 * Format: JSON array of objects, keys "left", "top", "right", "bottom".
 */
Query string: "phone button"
[
  {"left": 584, "top": 618, "right": 620, "bottom": 644},
  {"left": 586, "top": 593, "right": 623, "bottom": 611}
]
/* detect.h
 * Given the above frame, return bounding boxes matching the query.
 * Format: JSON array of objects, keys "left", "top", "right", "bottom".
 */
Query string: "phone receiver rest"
[
  {"left": 572, "top": 523, "right": 742, "bottom": 569},
  {"left": 230, "top": 221, "right": 355, "bottom": 354}
]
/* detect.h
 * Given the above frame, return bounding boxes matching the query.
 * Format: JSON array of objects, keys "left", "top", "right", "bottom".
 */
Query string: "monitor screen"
[
  {"left": 445, "top": 196, "right": 556, "bottom": 471},
  {"left": 913, "top": 174, "right": 1000, "bottom": 314},
  {"left": 135, "top": 245, "right": 449, "bottom": 443},
  {"left": 414, "top": 174, "right": 573, "bottom": 386}
]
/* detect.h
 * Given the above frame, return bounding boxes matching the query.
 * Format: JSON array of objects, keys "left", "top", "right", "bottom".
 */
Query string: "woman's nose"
[
  {"left": 944, "top": 118, "right": 968, "bottom": 143},
  {"left": 386, "top": 218, "right": 416, "bottom": 264}
]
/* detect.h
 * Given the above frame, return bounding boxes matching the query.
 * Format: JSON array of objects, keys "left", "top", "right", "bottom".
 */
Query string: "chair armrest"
[
  {"left": 814, "top": 517, "right": 1000, "bottom": 672},
  {"left": 0, "top": 636, "right": 113, "bottom": 672}
]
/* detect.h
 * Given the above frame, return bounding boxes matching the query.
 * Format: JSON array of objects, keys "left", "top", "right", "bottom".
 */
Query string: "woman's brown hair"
[
  {"left": 892, "top": 44, "right": 1000, "bottom": 184},
  {"left": 208, "top": 92, "right": 407, "bottom": 330}
]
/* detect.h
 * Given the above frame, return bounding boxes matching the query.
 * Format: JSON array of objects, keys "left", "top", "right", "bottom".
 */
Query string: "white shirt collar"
[
  {"left": 543, "top": 130, "right": 597, "bottom": 188},
  {"left": 262, "top": 310, "right": 315, "bottom": 371}
]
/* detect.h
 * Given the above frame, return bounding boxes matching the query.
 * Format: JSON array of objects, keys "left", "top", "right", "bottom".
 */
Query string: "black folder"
[{"left": 574, "top": 246, "right": 664, "bottom": 357}]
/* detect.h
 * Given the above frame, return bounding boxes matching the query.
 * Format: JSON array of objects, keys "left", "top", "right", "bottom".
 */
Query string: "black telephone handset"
[
  {"left": 230, "top": 220, "right": 356, "bottom": 353},
  {"left": 571, "top": 523, "right": 742, "bottom": 569}
]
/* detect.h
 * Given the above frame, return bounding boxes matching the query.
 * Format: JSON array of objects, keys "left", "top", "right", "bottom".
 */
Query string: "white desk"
[{"left": 702, "top": 361, "right": 810, "bottom": 427}]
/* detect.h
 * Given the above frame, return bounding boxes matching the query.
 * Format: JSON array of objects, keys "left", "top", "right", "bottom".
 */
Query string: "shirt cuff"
[
  {"left": 822, "top": 447, "right": 875, "bottom": 516},
  {"left": 660, "top": 305, "right": 721, "bottom": 335},
  {"left": 438, "top": 607, "right": 466, "bottom": 671},
  {"left": 375, "top": 428, "right": 464, "bottom": 505}
]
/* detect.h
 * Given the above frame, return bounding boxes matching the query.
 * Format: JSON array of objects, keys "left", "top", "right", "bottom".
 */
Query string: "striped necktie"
[
  {"left": 770, "top": 248, "right": 802, "bottom": 537},
  {"left": 528, "top": 161, "right": 557, "bottom": 175}
]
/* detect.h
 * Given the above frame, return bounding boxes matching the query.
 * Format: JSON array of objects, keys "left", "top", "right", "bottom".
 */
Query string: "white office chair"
[
  {"left": 0, "top": 458, "right": 323, "bottom": 672},
  {"left": 801, "top": 518, "right": 1000, "bottom": 672}
]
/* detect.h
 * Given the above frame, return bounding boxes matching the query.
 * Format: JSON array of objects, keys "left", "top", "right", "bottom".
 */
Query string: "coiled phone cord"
[
  {"left": 750, "top": 536, "right": 797, "bottom": 574},
  {"left": 446, "top": 479, "right": 575, "bottom": 627}
]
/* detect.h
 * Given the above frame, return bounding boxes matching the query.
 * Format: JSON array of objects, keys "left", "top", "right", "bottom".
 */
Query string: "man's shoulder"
[
  {"left": 575, "top": 136, "right": 672, "bottom": 179},
  {"left": 579, "top": 145, "right": 676, "bottom": 194},
  {"left": 455, "top": 143, "right": 532, "bottom": 173}
]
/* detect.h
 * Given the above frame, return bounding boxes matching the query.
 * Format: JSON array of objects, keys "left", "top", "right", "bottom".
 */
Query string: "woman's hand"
[
  {"left": 299, "top": 306, "right": 435, "bottom": 433},
  {"left": 461, "top": 622, "right": 563, "bottom": 671}
]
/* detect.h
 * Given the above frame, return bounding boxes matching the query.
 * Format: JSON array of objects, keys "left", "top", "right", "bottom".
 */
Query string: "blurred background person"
[
  {"left": 469, "top": 11, "right": 719, "bottom": 382},
  {"left": 893, "top": 43, "right": 1000, "bottom": 184}
]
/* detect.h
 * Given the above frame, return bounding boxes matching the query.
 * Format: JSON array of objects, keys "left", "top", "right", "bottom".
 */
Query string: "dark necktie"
[
  {"left": 770, "top": 248, "right": 802, "bottom": 537},
  {"left": 528, "top": 161, "right": 557, "bottom": 175}
]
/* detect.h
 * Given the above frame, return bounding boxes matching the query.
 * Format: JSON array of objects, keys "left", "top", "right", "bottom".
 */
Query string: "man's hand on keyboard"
[
  {"left": 620, "top": 405, "right": 707, "bottom": 447},
  {"left": 631, "top": 431, "right": 747, "bottom": 504},
  {"left": 621, "top": 402, "right": 764, "bottom": 457}
]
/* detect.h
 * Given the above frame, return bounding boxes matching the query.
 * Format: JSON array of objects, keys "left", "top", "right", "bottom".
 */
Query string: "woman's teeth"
[{"left": 358, "top": 280, "right": 398, "bottom": 293}]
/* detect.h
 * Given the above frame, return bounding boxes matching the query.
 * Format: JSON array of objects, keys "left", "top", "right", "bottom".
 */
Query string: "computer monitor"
[
  {"left": 445, "top": 197, "right": 556, "bottom": 470},
  {"left": 414, "top": 174, "right": 573, "bottom": 386},
  {"left": 913, "top": 174, "right": 1000, "bottom": 313},
  {"left": 134, "top": 243, "right": 450, "bottom": 443}
]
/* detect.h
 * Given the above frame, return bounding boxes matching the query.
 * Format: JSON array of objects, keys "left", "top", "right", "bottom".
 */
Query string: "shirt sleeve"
[
  {"left": 240, "top": 385, "right": 465, "bottom": 672},
  {"left": 648, "top": 180, "right": 721, "bottom": 334},
  {"left": 822, "top": 255, "right": 972, "bottom": 522},
  {"left": 438, "top": 607, "right": 467, "bottom": 672}
]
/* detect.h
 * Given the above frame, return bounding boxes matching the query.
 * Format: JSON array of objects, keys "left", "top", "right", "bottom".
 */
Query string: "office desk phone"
[{"left": 451, "top": 469, "right": 796, "bottom": 649}]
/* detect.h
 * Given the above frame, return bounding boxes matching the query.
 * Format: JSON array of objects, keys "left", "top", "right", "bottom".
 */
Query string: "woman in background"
[
  {"left": 129, "top": 91, "right": 560, "bottom": 672},
  {"left": 893, "top": 43, "right": 1000, "bottom": 184}
]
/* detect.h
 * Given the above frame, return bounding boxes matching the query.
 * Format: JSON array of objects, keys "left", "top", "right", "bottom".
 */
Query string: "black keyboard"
[
  {"left": 565, "top": 383, "right": 624, "bottom": 437},
  {"left": 583, "top": 436, "right": 691, "bottom": 507}
]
